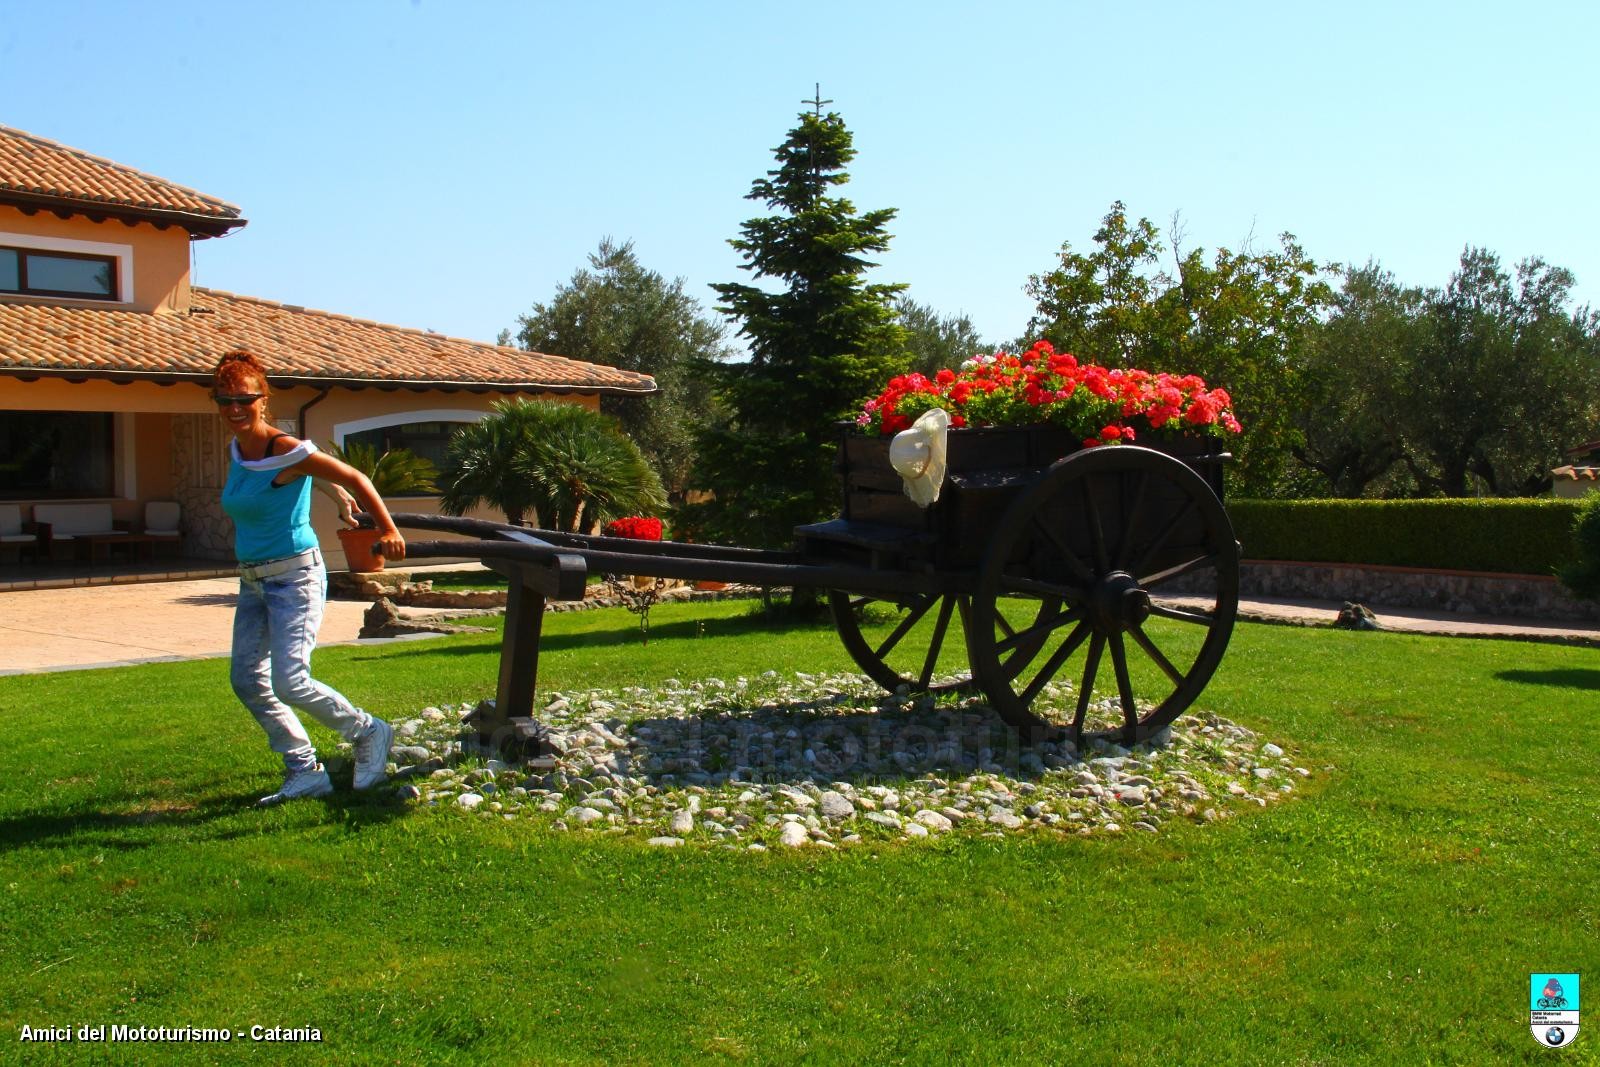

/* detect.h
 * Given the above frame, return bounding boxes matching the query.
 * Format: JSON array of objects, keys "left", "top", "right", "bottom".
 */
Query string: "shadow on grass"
[
  {"left": 0, "top": 786, "right": 409, "bottom": 850},
  {"left": 341, "top": 607, "right": 828, "bottom": 662},
  {"left": 1494, "top": 668, "right": 1600, "bottom": 691}
]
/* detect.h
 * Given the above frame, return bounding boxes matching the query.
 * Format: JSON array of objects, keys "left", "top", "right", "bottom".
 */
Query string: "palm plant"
[
  {"left": 519, "top": 402, "right": 667, "bottom": 532},
  {"left": 437, "top": 399, "right": 665, "bottom": 530},
  {"left": 323, "top": 440, "right": 438, "bottom": 495}
]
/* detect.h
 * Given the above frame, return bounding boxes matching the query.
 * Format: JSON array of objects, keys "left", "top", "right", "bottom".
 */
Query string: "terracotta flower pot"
[
  {"left": 693, "top": 580, "right": 728, "bottom": 591},
  {"left": 336, "top": 526, "right": 386, "bottom": 573}
]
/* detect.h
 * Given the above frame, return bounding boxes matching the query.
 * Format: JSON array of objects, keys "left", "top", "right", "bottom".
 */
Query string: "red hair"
[{"left": 212, "top": 350, "right": 272, "bottom": 419}]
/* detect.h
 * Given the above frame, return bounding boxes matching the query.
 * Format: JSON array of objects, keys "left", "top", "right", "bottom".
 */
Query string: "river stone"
[
  {"left": 457, "top": 793, "right": 485, "bottom": 810},
  {"left": 819, "top": 791, "right": 855, "bottom": 819},
  {"left": 913, "top": 809, "right": 953, "bottom": 832},
  {"left": 778, "top": 822, "right": 809, "bottom": 848}
]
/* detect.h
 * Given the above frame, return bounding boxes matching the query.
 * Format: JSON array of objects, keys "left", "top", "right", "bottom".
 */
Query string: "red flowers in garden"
[
  {"left": 856, "top": 340, "right": 1241, "bottom": 446},
  {"left": 602, "top": 516, "right": 664, "bottom": 541}
]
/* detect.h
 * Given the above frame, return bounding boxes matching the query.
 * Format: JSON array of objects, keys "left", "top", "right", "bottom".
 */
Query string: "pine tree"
[{"left": 688, "top": 106, "right": 907, "bottom": 549}]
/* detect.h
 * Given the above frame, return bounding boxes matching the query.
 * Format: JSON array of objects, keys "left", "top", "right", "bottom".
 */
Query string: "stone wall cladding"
[
  {"left": 170, "top": 414, "right": 234, "bottom": 561},
  {"left": 1220, "top": 561, "right": 1600, "bottom": 622}
]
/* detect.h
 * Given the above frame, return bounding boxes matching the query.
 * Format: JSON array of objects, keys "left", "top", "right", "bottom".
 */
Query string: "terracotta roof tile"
[
  {"left": 1552, "top": 465, "right": 1600, "bottom": 482},
  {"left": 0, "top": 287, "right": 655, "bottom": 394},
  {"left": 0, "top": 124, "right": 243, "bottom": 228}
]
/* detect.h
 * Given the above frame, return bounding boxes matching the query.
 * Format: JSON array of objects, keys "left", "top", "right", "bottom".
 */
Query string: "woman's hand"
[
  {"left": 333, "top": 485, "right": 360, "bottom": 527},
  {"left": 376, "top": 527, "right": 407, "bottom": 561}
]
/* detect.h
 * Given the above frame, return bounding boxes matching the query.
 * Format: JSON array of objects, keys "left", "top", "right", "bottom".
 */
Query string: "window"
[
  {"left": 343, "top": 420, "right": 469, "bottom": 483},
  {"left": 0, "top": 411, "right": 116, "bottom": 499},
  {"left": 0, "top": 246, "right": 117, "bottom": 300}
]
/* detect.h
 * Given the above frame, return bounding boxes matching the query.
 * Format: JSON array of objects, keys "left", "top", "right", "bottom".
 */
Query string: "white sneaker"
[
  {"left": 258, "top": 764, "right": 333, "bottom": 807},
  {"left": 353, "top": 717, "right": 394, "bottom": 790}
]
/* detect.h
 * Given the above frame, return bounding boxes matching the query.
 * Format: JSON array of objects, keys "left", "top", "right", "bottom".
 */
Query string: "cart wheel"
[
  {"left": 828, "top": 590, "right": 977, "bottom": 695},
  {"left": 967, "top": 445, "right": 1239, "bottom": 746}
]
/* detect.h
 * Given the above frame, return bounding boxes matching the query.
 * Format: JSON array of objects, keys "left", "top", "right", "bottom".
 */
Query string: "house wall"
[
  {"left": 0, "top": 373, "right": 602, "bottom": 564},
  {"left": 0, "top": 204, "right": 191, "bottom": 313}
]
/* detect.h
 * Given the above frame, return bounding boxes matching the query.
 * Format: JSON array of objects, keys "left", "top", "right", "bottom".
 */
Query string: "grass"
[{"left": 2, "top": 599, "right": 1598, "bottom": 1064}]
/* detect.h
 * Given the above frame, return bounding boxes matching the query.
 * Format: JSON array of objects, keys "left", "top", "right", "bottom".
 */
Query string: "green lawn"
[{"left": 2, "top": 600, "right": 1597, "bottom": 1064}]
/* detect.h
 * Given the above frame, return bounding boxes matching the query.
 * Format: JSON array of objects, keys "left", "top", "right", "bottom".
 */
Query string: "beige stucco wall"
[
  {"left": 1, "top": 373, "right": 602, "bottom": 565},
  {"left": 0, "top": 204, "right": 192, "bottom": 314}
]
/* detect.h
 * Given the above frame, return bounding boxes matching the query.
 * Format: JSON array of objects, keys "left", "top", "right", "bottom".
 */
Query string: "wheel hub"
[{"left": 1090, "top": 570, "right": 1150, "bottom": 632}]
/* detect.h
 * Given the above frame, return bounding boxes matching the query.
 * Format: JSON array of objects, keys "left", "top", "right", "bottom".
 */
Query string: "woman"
[{"left": 214, "top": 350, "right": 405, "bottom": 805}]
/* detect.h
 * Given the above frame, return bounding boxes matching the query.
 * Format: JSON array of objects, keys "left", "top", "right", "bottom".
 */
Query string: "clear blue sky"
[{"left": 4, "top": 0, "right": 1596, "bottom": 352}]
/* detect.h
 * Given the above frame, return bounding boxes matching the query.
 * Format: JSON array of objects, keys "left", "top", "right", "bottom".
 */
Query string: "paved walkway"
[
  {"left": 3, "top": 577, "right": 1599, "bottom": 675},
  {"left": 0, "top": 567, "right": 477, "bottom": 675}
]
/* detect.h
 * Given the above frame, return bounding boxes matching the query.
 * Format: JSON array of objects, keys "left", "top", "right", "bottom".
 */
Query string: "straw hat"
[{"left": 889, "top": 407, "right": 950, "bottom": 507}]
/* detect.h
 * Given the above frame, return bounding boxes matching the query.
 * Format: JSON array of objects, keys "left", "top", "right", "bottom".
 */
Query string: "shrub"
[
  {"left": 1557, "top": 492, "right": 1600, "bottom": 598},
  {"left": 1228, "top": 498, "right": 1582, "bottom": 575}
]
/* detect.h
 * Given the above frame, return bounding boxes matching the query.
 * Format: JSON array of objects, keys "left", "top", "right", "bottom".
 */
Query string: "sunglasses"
[{"left": 213, "top": 394, "right": 264, "bottom": 407}]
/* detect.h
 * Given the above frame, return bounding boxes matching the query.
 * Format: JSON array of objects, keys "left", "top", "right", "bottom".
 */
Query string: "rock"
[
  {"left": 669, "top": 810, "right": 695, "bottom": 835},
  {"left": 777, "top": 787, "right": 816, "bottom": 809},
  {"left": 1116, "top": 786, "right": 1148, "bottom": 806},
  {"left": 865, "top": 811, "right": 902, "bottom": 830},
  {"left": 912, "top": 809, "right": 952, "bottom": 832},
  {"left": 568, "top": 806, "right": 605, "bottom": 825},
  {"left": 778, "top": 822, "right": 809, "bottom": 848},
  {"left": 818, "top": 791, "right": 855, "bottom": 819},
  {"left": 904, "top": 823, "right": 929, "bottom": 838},
  {"left": 395, "top": 784, "right": 421, "bottom": 801},
  {"left": 1261, "top": 743, "right": 1284, "bottom": 758},
  {"left": 647, "top": 837, "right": 683, "bottom": 847},
  {"left": 988, "top": 812, "right": 1024, "bottom": 829},
  {"left": 456, "top": 793, "right": 484, "bottom": 810}
]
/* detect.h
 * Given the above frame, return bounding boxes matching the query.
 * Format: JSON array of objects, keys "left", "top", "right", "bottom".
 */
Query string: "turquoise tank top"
[{"left": 221, "top": 438, "right": 320, "bottom": 564}]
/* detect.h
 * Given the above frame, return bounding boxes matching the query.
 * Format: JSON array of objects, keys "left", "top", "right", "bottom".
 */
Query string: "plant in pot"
[{"left": 323, "top": 441, "right": 439, "bottom": 572}]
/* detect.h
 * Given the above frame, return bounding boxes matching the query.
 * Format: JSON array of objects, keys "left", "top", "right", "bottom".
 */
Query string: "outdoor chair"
[
  {"left": 144, "top": 501, "right": 182, "bottom": 540},
  {"left": 144, "top": 501, "right": 182, "bottom": 555},
  {"left": 0, "top": 503, "right": 44, "bottom": 563}
]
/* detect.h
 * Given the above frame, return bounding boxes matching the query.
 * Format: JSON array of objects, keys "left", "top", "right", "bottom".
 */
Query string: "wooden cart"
[{"left": 393, "top": 424, "right": 1239, "bottom": 749}]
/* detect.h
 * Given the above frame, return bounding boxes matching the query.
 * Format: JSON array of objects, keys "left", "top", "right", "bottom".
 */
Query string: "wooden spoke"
[
  {"left": 1082, "top": 478, "right": 1110, "bottom": 572},
  {"left": 1000, "top": 575, "right": 1084, "bottom": 603},
  {"left": 1128, "top": 623, "right": 1184, "bottom": 685},
  {"left": 1017, "top": 619, "right": 1091, "bottom": 708},
  {"left": 994, "top": 609, "right": 1017, "bottom": 639},
  {"left": 1115, "top": 472, "right": 1149, "bottom": 570},
  {"left": 1108, "top": 633, "right": 1139, "bottom": 740},
  {"left": 993, "top": 604, "right": 1084, "bottom": 656},
  {"left": 1068, "top": 633, "right": 1106, "bottom": 743},
  {"left": 1031, "top": 516, "right": 1095, "bottom": 587},
  {"left": 1148, "top": 602, "right": 1216, "bottom": 626},
  {"left": 1140, "top": 552, "right": 1220, "bottom": 591},
  {"left": 918, "top": 594, "right": 957, "bottom": 690},
  {"left": 1129, "top": 496, "right": 1196, "bottom": 578},
  {"left": 872, "top": 594, "right": 936, "bottom": 659}
]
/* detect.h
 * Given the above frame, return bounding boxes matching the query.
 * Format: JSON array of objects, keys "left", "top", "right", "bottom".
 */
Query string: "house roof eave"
[
  {"left": 0, "top": 364, "right": 657, "bottom": 396},
  {"left": 0, "top": 189, "right": 246, "bottom": 238}
]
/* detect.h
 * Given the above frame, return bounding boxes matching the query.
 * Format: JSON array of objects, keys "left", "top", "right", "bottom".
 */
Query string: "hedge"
[{"left": 1226, "top": 498, "right": 1584, "bottom": 576}]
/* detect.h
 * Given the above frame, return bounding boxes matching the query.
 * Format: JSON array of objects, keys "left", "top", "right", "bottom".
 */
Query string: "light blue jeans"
[{"left": 230, "top": 551, "right": 371, "bottom": 774}]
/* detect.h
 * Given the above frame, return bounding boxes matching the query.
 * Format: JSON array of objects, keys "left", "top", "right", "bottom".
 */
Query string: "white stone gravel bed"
[{"left": 375, "top": 671, "right": 1310, "bottom": 849}]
